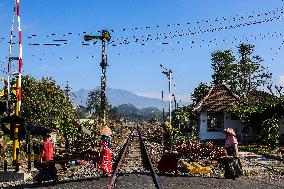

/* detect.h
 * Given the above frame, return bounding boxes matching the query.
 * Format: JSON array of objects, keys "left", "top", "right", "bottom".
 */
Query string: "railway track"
[{"left": 108, "top": 128, "right": 163, "bottom": 189}]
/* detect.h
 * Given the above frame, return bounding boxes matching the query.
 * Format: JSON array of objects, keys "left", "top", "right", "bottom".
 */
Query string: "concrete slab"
[{"left": 0, "top": 171, "right": 25, "bottom": 182}]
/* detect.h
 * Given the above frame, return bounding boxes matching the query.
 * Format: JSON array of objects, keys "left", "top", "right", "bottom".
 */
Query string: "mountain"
[
  {"left": 116, "top": 103, "right": 162, "bottom": 121},
  {"left": 116, "top": 104, "right": 161, "bottom": 115},
  {"left": 72, "top": 87, "right": 167, "bottom": 110}
]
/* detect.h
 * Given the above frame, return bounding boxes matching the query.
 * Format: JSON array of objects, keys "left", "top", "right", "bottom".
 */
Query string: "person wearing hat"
[
  {"left": 223, "top": 128, "right": 238, "bottom": 156},
  {"left": 162, "top": 121, "right": 172, "bottom": 151},
  {"left": 36, "top": 134, "right": 57, "bottom": 182},
  {"left": 97, "top": 125, "right": 113, "bottom": 176},
  {"left": 222, "top": 128, "right": 243, "bottom": 179}
]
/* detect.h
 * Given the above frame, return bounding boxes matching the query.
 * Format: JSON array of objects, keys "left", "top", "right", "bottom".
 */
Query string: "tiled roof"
[
  {"left": 248, "top": 90, "right": 278, "bottom": 104},
  {"left": 193, "top": 84, "right": 241, "bottom": 113}
]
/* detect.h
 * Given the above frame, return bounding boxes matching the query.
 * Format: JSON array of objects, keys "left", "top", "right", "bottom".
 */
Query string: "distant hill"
[
  {"left": 116, "top": 103, "right": 161, "bottom": 115},
  {"left": 72, "top": 87, "right": 167, "bottom": 110},
  {"left": 117, "top": 103, "right": 162, "bottom": 121}
]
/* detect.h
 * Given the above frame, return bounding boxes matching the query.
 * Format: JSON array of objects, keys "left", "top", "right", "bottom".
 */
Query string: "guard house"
[{"left": 193, "top": 84, "right": 251, "bottom": 142}]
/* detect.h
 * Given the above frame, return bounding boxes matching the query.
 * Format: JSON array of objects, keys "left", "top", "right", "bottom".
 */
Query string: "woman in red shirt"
[
  {"left": 97, "top": 126, "right": 113, "bottom": 176},
  {"left": 41, "top": 134, "right": 54, "bottom": 161},
  {"left": 35, "top": 134, "right": 57, "bottom": 182}
]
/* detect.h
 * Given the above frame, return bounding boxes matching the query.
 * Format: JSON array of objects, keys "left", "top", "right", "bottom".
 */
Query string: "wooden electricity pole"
[
  {"left": 160, "top": 64, "right": 172, "bottom": 124},
  {"left": 160, "top": 64, "right": 173, "bottom": 152}
]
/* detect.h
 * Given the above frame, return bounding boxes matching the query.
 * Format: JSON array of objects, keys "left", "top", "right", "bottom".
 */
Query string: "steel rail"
[
  {"left": 138, "top": 129, "right": 164, "bottom": 189},
  {"left": 107, "top": 131, "right": 132, "bottom": 189},
  {"left": 107, "top": 128, "right": 163, "bottom": 189}
]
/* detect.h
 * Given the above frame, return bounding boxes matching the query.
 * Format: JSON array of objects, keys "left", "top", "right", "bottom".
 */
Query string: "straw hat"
[
  {"left": 223, "top": 128, "right": 236, "bottom": 136},
  {"left": 162, "top": 121, "right": 172, "bottom": 132},
  {"left": 100, "top": 125, "right": 112, "bottom": 136}
]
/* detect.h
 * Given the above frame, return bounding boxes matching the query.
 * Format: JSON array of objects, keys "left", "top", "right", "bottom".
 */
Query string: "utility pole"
[
  {"left": 160, "top": 64, "right": 172, "bottom": 124},
  {"left": 161, "top": 90, "right": 165, "bottom": 122},
  {"left": 173, "top": 94, "right": 177, "bottom": 110},
  {"left": 84, "top": 30, "right": 111, "bottom": 125},
  {"left": 64, "top": 81, "right": 76, "bottom": 104},
  {"left": 160, "top": 64, "right": 173, "bottom": 152},
  {"left": 64, "top": 81, "right": 71, "bottom": 99}
]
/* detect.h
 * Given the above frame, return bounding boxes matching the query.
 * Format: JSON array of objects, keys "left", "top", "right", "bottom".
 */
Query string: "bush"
[
  {"left": 176, "top": 139, "right": 227, "bottom": 161},
  {"left": 259, "top": 118, "right": 279, "bottom": 145}
]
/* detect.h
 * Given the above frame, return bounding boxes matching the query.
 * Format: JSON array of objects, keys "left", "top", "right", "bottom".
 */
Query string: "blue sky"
[{"left": 0, "top": 0, "right": 283, "bottom": 103}]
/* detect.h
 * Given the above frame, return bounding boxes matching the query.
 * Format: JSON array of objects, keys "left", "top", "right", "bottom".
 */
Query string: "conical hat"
[
  {"left": 223, "top": 128, "right": 236, "bottom": 136},
  {"left": 100, "top": 125, "right": 112, "bottom": 136}
]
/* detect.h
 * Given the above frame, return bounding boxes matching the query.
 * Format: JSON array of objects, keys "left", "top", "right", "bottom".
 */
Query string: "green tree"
[
  {"left": 259, "top": 118, "right": 280, "bottom": 145},
  {"left": 74, "top": 105, "right": 89, "bottom": 119},
  {"left": 230, "top": 97, "right": 284, "bottom": 143},
  {"left": 267, "top": 84, "right": 284, "bottom": 98},
  {"left": 210, "top": 43, "right": 272, "bottom": 98},
  {"left": 191, "top": 82, "right": 210, "bottom": 104},
  {"left": 21, "top": 75, "right": 76, "bottom": 149},
  {"left": 86, "top": 89, "right": 111, "bottom": 121},
  {"left": 22, "top": 76, "right": 74, "bottom": 126},
  {"left": 117, "top": 103, "right": 140, "bottom": 116},
  {"left": 235, "top": 44, "right": 272, "bottom": 98},
  {"left": 211, "top": 50, "right": 235, "bottom": 87},
  {"left": 108, "top": 106, "right": 121, "bottom": 123},
  {"left": 172, "top": 105, "right": 197, "bottom": 133},
  {"left": 86, "top": 89, "right": 101, "bottom": 117}
]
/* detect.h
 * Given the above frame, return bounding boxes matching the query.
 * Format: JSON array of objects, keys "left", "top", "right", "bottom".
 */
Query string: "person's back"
[
  {"left": 42, "top": 135, "right": 54, "bottom": 161},
  {"left": 222, "top": 128, "right": 243, "bottom": 179},
  {"left": 35, "top": 135, "right": 57, "bottom": 183}
]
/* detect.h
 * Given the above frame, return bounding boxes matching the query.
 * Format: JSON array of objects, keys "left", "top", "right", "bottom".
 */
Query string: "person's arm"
[
  {"left": 233, "top": 136, "right": 239, "bottom": 156},
  {"left": 49, "top": 140, "right": 54, "bottom": 159},
  {"left": 234, "top": 144, "right": 239, "bottom": 156},
  {"left": 41, "top": 141, "right": 47, "bottom": 158},
  {"left": 41, "top": 148, "right": 45, "bottom": 160}
]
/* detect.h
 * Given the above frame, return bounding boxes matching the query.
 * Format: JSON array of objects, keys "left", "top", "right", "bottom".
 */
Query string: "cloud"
[
  {"left": 135, "top": 92, "right": 162, "bottom": 99},
  {"left": 175, "top": 94, "right": 191, "bottom": 103},
  {"left": 135, "top": 92, "right": 191, "bottom": 103},
  {"left": 278, "top": 75, "right": 284, "bottom": 86}
]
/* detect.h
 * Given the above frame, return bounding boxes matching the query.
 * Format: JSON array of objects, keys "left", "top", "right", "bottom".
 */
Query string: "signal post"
[{"left": 84, "top": 30, "right": 111, "bottom": 125}]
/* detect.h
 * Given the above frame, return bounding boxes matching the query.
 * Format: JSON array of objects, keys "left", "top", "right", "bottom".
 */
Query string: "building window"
[
  {"left": 207, "top": 112, "right": 224, "bottom": 132},
  {"left": 230, "top": 113, "right": 238, "bottom": 120}
]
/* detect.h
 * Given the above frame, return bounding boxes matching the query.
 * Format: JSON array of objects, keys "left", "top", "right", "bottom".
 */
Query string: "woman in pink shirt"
[
  {"left": 222, "top": 128, "right": 243, "bottom": 179},
  {"left": 224, "top": 128, "right": 238, "bottom": 156}
]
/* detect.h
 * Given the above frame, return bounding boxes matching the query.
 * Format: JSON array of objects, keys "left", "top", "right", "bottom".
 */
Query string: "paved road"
[
  {"left": 6, "top": 177, "right": 110, "bottom": 189},
  {"left": 159, "top": 176, "right": 284, "bottom": 189},
  {"left": 114, "top": 173, "right": 156, "bottom": 189},
  {"left": 6, "top": 175, "right": 284, "bottom": 189}
]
